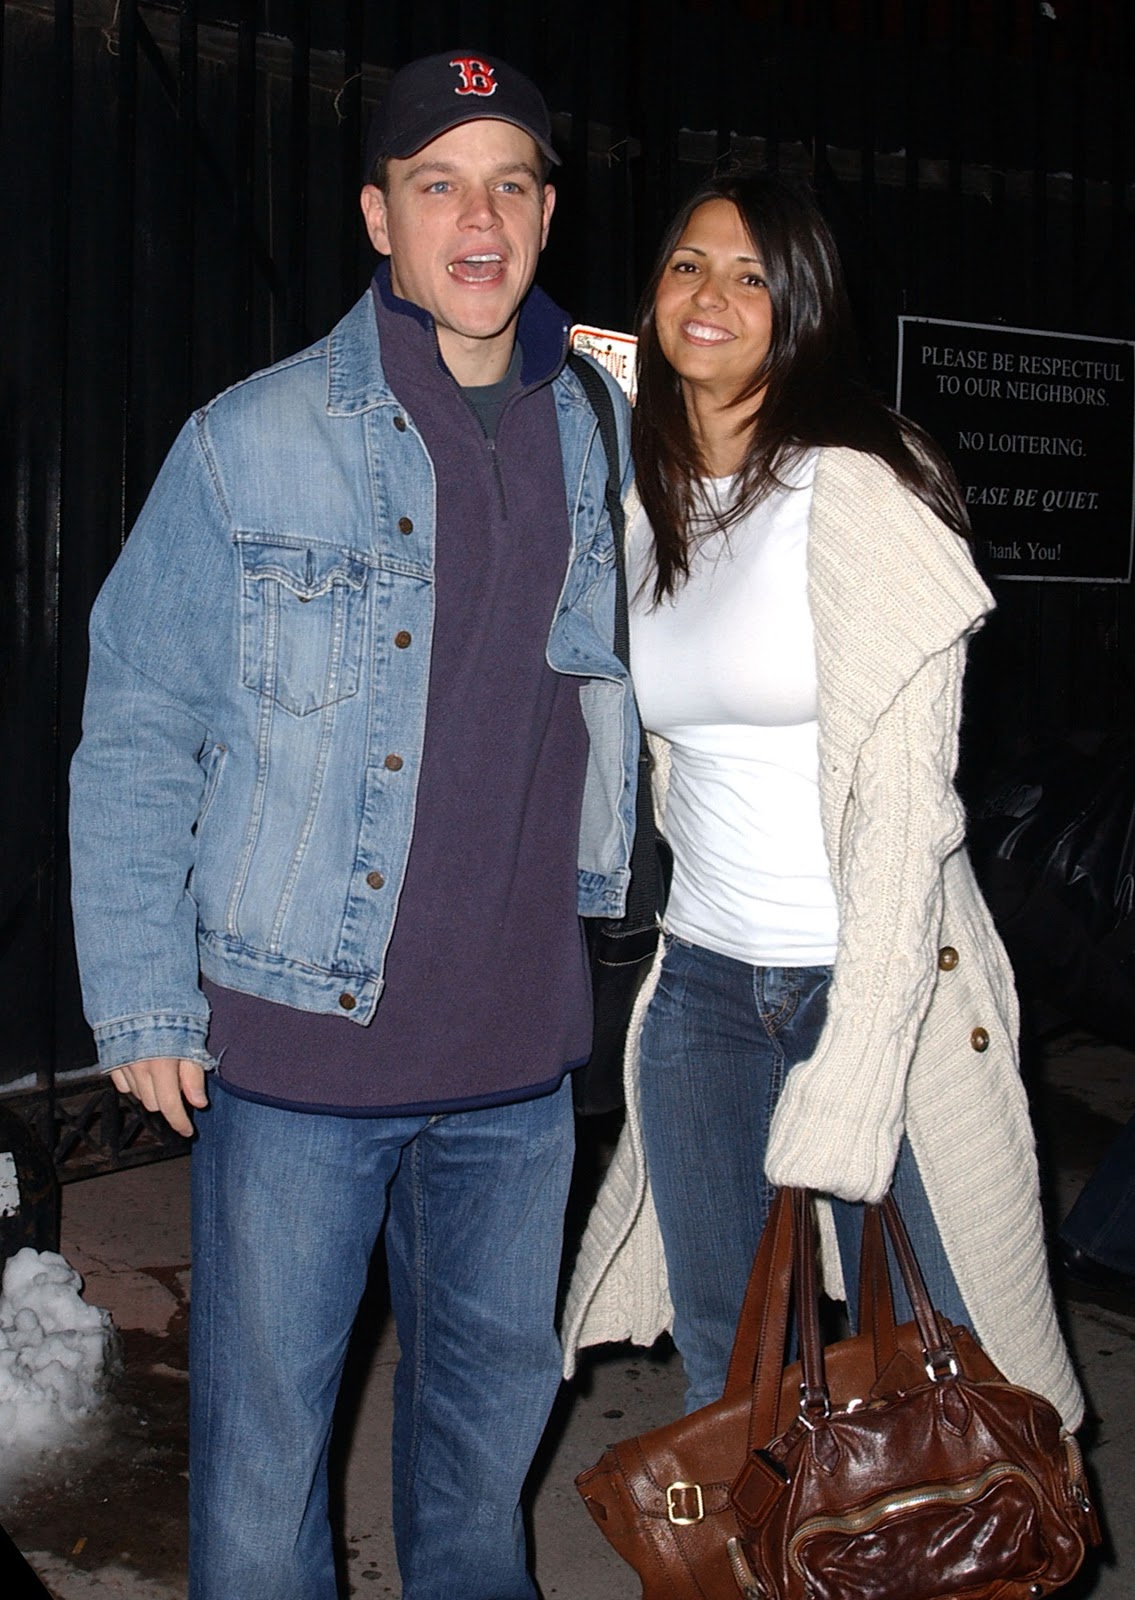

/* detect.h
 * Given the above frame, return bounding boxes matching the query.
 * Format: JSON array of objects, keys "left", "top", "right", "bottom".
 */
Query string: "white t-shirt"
[{"left": 628, "top": 452, "right": 839, "bottom": 965}]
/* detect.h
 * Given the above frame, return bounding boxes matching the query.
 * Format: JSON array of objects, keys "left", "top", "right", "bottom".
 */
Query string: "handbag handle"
[
  {"left": 722, "top": 1188, "right": 794, "bottom": 1395},
  {"left": 795, "top": 1199, "right": 905, "bottom": 1417},
  {"left": 793, "top": 1193, "right": 959, "bottom": 1427},
  {"left": 723, "top": 1194, "right": 895, "bottom": 1396},
  {"left": 721, "top": 1189, "right": 798, "bottom": 1452},
  {"left": 860, "top": 1201, "right": 900, "bottom": 1375},
  {"left": 794, "top": 1189, "right": 830, "bottom": 1420},
  {"left": 878, "top": 1193, "right": 955, "bottom": 1373},
  {"left": 726, "top": 1190, "right": 961, "bottom": 1448}
]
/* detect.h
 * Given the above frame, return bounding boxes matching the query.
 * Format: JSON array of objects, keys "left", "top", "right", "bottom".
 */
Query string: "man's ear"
[
  {"left": 360, "top": 184, "right": 390, "bottom": 254},
  {"left": 540, "top": 183, "right": 556, "bottom": 251}
]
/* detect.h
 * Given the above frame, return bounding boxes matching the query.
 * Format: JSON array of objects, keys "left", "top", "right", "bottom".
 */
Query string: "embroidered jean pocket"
[{"left": 237, "top": 535, "right": 369, "bottom": 715}]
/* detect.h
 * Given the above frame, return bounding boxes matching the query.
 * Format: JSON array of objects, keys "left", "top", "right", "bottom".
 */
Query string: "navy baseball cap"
[{"left": 364, "top": 50, "right": 560, "bottom": 177}]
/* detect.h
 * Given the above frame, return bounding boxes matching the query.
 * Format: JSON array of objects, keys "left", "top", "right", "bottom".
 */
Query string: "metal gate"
[{"left": 3, "top": 0, "right": 1133, "bottom": 1174}]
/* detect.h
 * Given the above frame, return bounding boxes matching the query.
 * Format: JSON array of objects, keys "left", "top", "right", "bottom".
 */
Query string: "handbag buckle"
[
  {"left": 666, "top": 1481, "right": 705, "bottom": 1525},
  {"left": 924, "top": 1352, "right": 960, "bottom": 1382},
  {"left": 797, "top": 1383, "right": 831, "bottom": 1428}
]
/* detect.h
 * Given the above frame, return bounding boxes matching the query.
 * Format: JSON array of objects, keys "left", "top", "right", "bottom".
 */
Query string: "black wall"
[{"left": 3, "top": 0, "right": 1134, "bottom": 1095}]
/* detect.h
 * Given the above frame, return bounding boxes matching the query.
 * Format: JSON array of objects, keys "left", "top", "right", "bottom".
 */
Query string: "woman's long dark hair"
[{"left": 633, "top": 170, "right": 969, "bottom": 602}]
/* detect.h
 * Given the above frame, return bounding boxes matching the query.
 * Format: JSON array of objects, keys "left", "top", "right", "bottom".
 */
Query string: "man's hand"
[{"left": 110, "top": 1057, "right": 208, "bottom": 1138}]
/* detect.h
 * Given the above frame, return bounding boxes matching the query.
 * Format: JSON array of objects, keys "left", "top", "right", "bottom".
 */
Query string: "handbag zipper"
[
  {"left": 1063, "top": 1431, "right": 1088, "bottom": 1498},
  {"left": 786, "top": 1461, "right": 1045, "bottom": 1579},
  {"left": 726, "top": 1536, "right": 767, "bottom": 1599}
]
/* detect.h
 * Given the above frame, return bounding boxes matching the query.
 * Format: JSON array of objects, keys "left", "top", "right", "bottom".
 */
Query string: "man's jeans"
[
  {"left": 188, "top": 1078, "right": 574, "bottom": 1600},
  {"left": 639, "top": 935, "right": 969, "bottom": 1413}
]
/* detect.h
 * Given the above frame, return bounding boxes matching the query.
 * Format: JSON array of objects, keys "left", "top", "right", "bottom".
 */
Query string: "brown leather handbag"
[
  {"left": 727, "top": 1190, "right": 1100, "bottom": 1600},
  {"left": 575, "top": 1189, "right": 1099, "bottom": 1600}
]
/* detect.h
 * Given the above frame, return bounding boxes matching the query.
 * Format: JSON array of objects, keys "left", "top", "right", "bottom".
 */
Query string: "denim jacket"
[{"left": 70, "top": 291, "right": 635, "bottom": 1072}]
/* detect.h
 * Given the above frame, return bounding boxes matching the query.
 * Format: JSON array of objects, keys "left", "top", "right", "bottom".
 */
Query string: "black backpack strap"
[
  {"left": 567, "top": 351, "right": 630, "bottom": 667},
  {"left": 566, "top": 351, "right": 664, "bottom": 935}
]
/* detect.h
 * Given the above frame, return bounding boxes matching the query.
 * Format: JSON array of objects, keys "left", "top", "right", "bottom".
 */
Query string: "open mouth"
[{"left": 447, "top": 253, "right": 506, "bottom": 284}]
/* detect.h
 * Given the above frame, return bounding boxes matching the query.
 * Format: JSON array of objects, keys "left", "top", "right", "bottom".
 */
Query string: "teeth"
[
  {"left": 685, "top": 321, "right": 733, "bottom": 342},
  {"left": 446, "top": 254, "right": 506, "bottom": 278}
]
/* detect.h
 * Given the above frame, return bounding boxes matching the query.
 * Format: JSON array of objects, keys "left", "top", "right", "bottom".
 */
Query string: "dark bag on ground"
[
  {"left": 576, "top": 1189, "right": 1099, "bottom": 1600},
  {"left": 970, "top": 733, "right": 1135, "bottom": 1046}
]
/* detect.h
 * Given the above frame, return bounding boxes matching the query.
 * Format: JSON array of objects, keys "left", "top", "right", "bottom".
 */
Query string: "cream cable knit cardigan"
[{"left": 562, "top": 446, "right": 1083, "bottom": 1432}]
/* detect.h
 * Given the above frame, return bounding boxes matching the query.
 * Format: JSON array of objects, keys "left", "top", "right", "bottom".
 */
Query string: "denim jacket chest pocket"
[{"left": 236, "top": 533, "right": 371, "bottom": 716}]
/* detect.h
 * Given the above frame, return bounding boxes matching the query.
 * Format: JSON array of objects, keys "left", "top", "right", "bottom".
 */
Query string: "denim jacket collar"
[{"left": 325, "top": 292, "right": 397, "bottom": 417}]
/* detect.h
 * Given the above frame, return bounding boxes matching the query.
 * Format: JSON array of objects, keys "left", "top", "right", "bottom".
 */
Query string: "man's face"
[{"left": 360, "top": 119, "right": 555, "bottom": 383}]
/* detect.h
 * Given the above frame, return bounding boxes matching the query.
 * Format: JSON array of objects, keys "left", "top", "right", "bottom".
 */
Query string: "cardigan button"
[
  {"left": 970, "top": 1026, "right": 990, "bottom": 1052},
  {"left": 338, "top": 992, "right": 357, "bottom": 1011},
  {"left": 938, "top": 946, "right": 959, "bottom": 971},
  {"left": 397, "top": 516, "right": 414, "bottom": 534}
]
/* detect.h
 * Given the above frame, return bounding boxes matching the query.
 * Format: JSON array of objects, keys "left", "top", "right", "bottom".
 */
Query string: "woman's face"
[{"left": 653, "top": 198, "right": 773, "bottom": 407}]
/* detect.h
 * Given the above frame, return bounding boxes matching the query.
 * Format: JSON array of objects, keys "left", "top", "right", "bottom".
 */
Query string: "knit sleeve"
[{"left": 764, "top": 640, "right": 969, "bottom": 1203}]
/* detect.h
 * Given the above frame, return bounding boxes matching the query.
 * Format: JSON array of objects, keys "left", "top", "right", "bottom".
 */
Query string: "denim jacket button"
[
  {"left": 338, "top": 992, "right": 357, "bottom": 1011},
  {"left": 365, "top": 871, "right": 385, "bottom": 890},
  {"left": 394, "top": 631, "right": 412, "bottom": 648},
  {"left": 397, "top": 516, "right": 414, "bottom": 534},
  {"left": 393, "top": 416, "right": 407, "bottom": 432},
  {"left": 384, "top": 753, "right": 404, "bottom": 772}
]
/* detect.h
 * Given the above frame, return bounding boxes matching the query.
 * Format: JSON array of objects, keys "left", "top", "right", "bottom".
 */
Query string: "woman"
[{"left": 564, "top": 171, "right": 1082, "bottom": 1431}]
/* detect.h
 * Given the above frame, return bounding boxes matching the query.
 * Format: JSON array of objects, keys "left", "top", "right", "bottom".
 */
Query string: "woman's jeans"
[
  {"left": 639, "top": 935, "right": 969, "bottom": 1413},
  {"left": 188, "top": 1077, "right": 574, "bottom": 1600}
]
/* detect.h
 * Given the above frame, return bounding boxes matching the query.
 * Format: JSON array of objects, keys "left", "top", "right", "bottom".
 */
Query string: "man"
[{"left": 69, "top": 50, "right": 633, "bottom": 1600}]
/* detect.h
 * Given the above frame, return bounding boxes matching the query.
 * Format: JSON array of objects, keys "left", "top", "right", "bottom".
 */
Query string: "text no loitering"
[{"left": 957, "top": 432, "right": 1085, "bottom": 456}]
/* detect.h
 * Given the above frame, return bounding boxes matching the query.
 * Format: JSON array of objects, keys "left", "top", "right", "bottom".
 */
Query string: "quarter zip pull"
[{"left": 486, "top": 436, "right": 508, "bottom": 518}]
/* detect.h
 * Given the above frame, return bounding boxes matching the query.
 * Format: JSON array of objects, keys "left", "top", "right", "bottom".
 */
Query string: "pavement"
[{"left": 1, "top": 1026, "right": 1132, "bottom": 1599}]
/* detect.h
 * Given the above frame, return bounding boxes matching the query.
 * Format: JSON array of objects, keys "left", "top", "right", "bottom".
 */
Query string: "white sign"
[
  {"left": 570, "top": 325, "right": 638, "bottom": 405},
  {"left": 897, "top": 316, "right": 1135, "bottom": 583}
]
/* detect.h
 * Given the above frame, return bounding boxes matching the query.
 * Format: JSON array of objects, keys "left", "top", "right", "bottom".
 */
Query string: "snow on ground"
[{"left": 0, "top": 1249, "right": 116, "bottom": 1489}]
